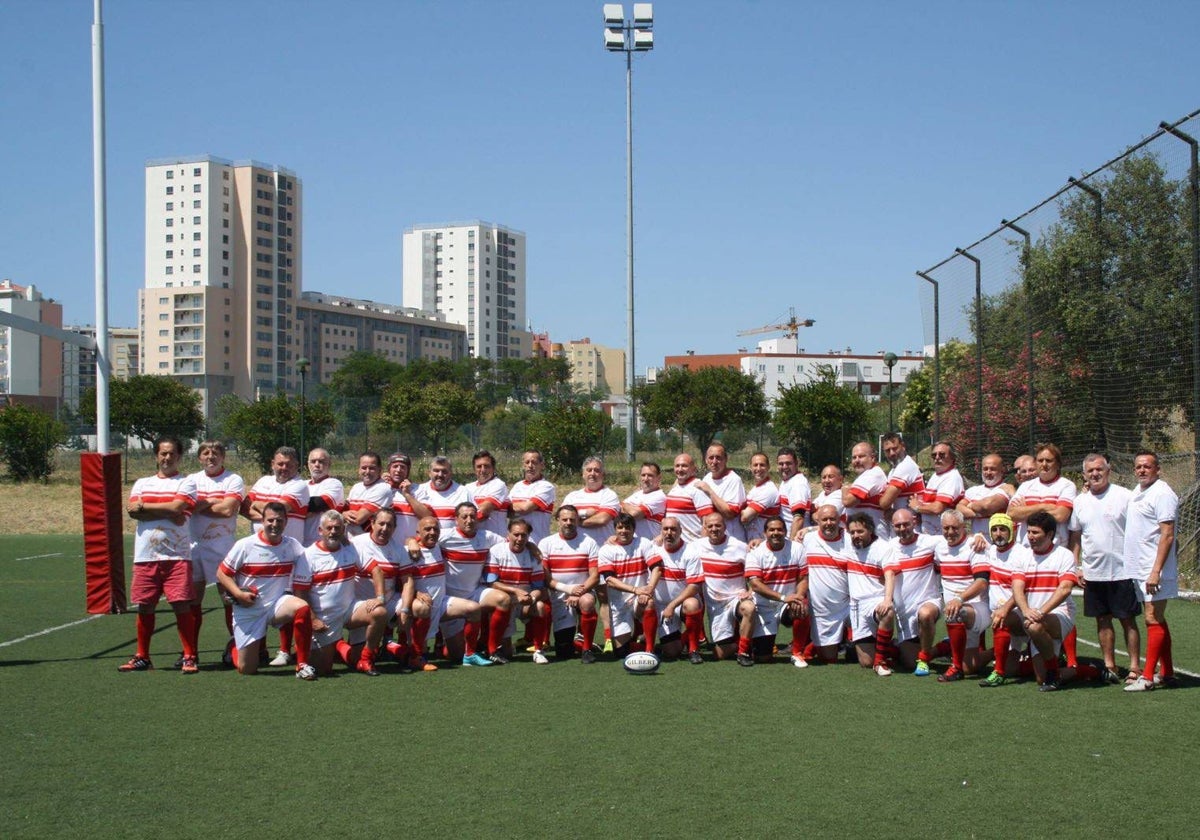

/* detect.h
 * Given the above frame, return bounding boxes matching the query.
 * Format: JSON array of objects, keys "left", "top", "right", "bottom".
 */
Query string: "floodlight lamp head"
[
  {"left": 605, "top": 28, "right": 626, "bottom": 50},
  {"left": 603, "top": 4, "right": 625, "bottom": 25},
  {"left": 633, "top": 30, "right": 654, "bottom": 50},
  {"left": 633, "top": 3, "right": 653, "bottom": 24}
]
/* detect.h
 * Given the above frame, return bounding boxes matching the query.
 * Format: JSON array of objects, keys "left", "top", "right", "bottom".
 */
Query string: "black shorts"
[{"left": 1083, "top": 579, "right": 1142, "bottom": 620}]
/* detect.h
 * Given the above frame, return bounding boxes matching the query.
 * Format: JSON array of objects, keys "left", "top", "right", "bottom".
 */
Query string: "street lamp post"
[
  {"left": 884, "top": 352, "right": 898, "bottom": 432},
  {"left": 297, "top": 357, "right": 309, "bottom": 460},
  {"left": 603, "top": 3, "right": 653, "bottom": 462}
]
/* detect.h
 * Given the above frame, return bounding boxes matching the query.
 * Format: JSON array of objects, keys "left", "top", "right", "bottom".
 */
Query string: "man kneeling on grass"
[{"left": 216, "top": 502, "right": 323, "bottom": 681}]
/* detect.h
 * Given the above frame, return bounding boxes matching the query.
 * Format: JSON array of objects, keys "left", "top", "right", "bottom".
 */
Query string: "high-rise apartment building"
[
  {"left": 0, "top": 279, "right": 63, "bottom": 410},
  {"left": 139, "top": 156, "right": 302, "bottom": 416},
  {"left": 401, "top": 221, "right": 527, "bottom": 360},
  {"left": 62, "top": 326, "right": 139, "bottom": 410}
]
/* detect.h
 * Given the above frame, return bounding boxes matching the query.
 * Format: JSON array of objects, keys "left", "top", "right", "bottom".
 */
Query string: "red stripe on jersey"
[{"left": 311, "top": 566, "right": 358, "bottom": 585}]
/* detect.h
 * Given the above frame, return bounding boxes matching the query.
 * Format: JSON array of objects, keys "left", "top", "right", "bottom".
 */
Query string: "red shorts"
[{"left": 131, "top": 559, "right": 193, "bottom": 605}]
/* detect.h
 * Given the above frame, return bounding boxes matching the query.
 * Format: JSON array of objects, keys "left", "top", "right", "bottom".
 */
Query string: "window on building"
[
  {"left": 193, "top": 216, "right": 200, "bottom": 224},
  {"left": 165, "top": 218, "right": 173, "bottom": 227},
  {"left": 165, "top": 170, "right": 174, "bottom": 179},
  {"left": 193, "top": 167, "right": 201, "bottom": 177},
  {"left": 193, "top": 184, "right": 201, "bottom": 193},
  {"left": 165, "top": 202, "right": 174, "bottom": 211},
  {"left": 165, "top": 234, "right": 173, "bottom": 243},
  {"left": 164, "top": 251, "right": 173, "bottom": 259},
  {"left": 193, "top": 232, "right": 201, "bottom": 241},
  {"left": 193, "top": 264, "right": 201, "bottom": 273},
  {"left": 166, "top": 186, "right": 174, "bottom": 195},
  {"left": 165, "top": 266, "right": 174, "bottom": 275},
  {"left": 158, "top": 313, "right": 169, "bottom": 321},
  {"left": 193, "top": 200, "right": 201, "bottom": 209}
]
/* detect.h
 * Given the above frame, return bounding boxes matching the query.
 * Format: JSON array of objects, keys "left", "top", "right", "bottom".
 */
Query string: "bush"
[{"left": 0, "top": 404, "right": 66, "bottom": 481}]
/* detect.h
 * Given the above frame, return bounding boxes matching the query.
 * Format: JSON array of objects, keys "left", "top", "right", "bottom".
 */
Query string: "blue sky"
[{"left": 3, "top": 0, "right": 1199, "bottom": 374}]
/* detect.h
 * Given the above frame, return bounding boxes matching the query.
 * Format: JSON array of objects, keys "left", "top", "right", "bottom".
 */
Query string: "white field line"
[
  {"left": 14, "top": 552, "right": 64, "bottom": 561},
  {"left": 0, "top": 614, "right": 102, "bottom": 648}
]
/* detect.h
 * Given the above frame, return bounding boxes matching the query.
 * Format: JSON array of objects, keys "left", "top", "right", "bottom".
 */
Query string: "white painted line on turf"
[
  {"left": 1074, "top": 635, "right": 1200, "bottom": 678},
  {"left": 0, "top": 614, "right": 102, "bottom": 648},
  {"left": 13, "top": 552, "right": 64, "bottom": 561}
]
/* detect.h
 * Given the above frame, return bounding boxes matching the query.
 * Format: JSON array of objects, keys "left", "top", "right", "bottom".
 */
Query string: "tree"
[
  {"left": 525, "top": 400, "right": 612, "bottom": 476},
  {"left": 772, "top": 365, "right": 875, "bottom": 469},
  {"left": 326, "top": 351, "right": 404, "bottom": 449},
  {"left": 221, "top": 393, "right": 337, "bottom": 473},
  {"left": 80, "top": 374, "right": 205, "bottom": 447},
  {"left": 634, "top": 367, "right": 769, "bottom": 451},
  {"left": 374, "top": 380, "right": 484, "bottom": 454},
  {"left": 0, "top": 404, "right": 66, "bottom": 481},
  {"left": 480, "top": 404, "right": 535, "bottom": 451}
]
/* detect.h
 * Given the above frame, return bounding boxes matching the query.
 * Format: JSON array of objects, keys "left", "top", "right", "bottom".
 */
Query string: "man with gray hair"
[
  {"left": 414, "top": 456, "right": 469, "bottom": 531},
  {"left": 562, "top": 456, "right": 621, "bottom": 543},
  {"left": 1068, "top": 453, "right": 1139, "bottom": 684}
]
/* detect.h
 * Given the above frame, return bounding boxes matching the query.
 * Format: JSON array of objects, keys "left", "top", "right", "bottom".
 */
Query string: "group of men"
[{"left": 120, "top": 434, "right": 1181, "bottom": 691}]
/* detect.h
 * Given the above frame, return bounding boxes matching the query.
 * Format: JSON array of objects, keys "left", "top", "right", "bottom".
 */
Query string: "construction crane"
[{"left": 737, "top": 307, "right": 815, "bottom": 340}]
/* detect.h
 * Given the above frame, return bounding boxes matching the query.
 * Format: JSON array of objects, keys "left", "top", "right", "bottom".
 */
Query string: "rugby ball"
[{"left": 623, "top": 651, "right": 660, "bottom": 674}]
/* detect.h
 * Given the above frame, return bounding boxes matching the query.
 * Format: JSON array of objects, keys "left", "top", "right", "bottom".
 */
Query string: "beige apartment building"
[
  {"left": 559, "top": 337, "right": 625, "bottom": 397},
  {"left": 139, "top": 156, "right": 302, "bottom": 416}
]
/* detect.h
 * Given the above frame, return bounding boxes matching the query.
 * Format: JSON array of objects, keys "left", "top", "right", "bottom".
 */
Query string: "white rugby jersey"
[
  {"left": 683, "top": 535, "right": 749, "bottom": 604},
  {"left": 219, "top": 532, "right": 309, "bottom": 604},
  {"left": 130, "top": 473, "right": 197, "bottom": 564}
]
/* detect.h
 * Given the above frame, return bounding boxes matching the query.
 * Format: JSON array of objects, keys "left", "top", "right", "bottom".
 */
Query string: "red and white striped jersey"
[
  {"left": 249, "top": 475, "right": 309, "bottom": 544},
  {"left": 486, "top": 542, "right": 544, "bottom": 590},
  {"left": 703, "top": 470, "right": 748, "bottom": 541},
  {"left": 219, "top": 532, "right": 309, "bottom": 603},
  {"left": 917, "top": 468, "right": 965, "bottom": 536},
  {"left": 778, "top": 473, "right": 812, "bottom": 531},
  {"left": 538, "top": 532, "right": 600, "bottom": 588},
  {"left": 304, "top": 539, "right": 363, "bottom": 624},
  {"left": 886, "top": 533, "right": 941, "bottom": 610},
  {"left": 652, "top": 542, "right": 701, "bottom": 605},
  {"left": 352, "top": 532, "right": 414, "bottom": 600},
  {"left": 847, "top": 538, "right": 896, "bottom": 601},
  {"left": 509, "top": 478, "right": 556, "bottom": 542},
  {"left": 414, "top": 481, "right": 470, "bottom": 530},
  {"left": 1013, "top": 544, "right": 1077, "bottom": 617},
  {"left": 684, "top": 535, "right": 750, "bottom": 604},
  {"left": 390, "top": 487, "right": 420, "bottom": 544},
  {"left": 744, "top": 479, "right": 781, "bottom": 542},
  {"left": 623, "top": 488, "right": 666, "bottom": 541},
  {"left": 130, "top": 473, "right": 197, "bottom": 563},
  {"left": 439, "top": 526, "right": 504, "bottom": 595},
  {"left": 303, "top": 476, "right": 345, "bottom": 546},
  {"left": 188, "top": 469, "right": 244, "bottom": 558},
  {"left": 935, "top": 536, "right": 988, "bottom": 603},
  {"left": 1011, "top": 475, "right": 1077, "bottom": 546},
  {"left": 664, "top": 479, "right": 714, "bottom": 543},
  {"left": 467, "top": 476, "right": 511, "bottom": 536},
  {"left": 562, "top": 486, "right": 622, "bottom": 543},
  {"left": 962, "top": 481, "right": 1012, "bottom": 535},
  {"left": 598, "top": 537, "right": 661, "bottom": 586},
  {"left": 409, "top": 543, "right": 448, "bottom": 600},
  {"left": 886, "top": 455, "right": 926, "bottom": 500},
  {"left": 745, "top": 540, "right": 807, "bottom": 596},
  {"left": 848, "top": 465, "right": 888, "bottom": 532},
  {"left": 986, "top": 543, "right": 1024, "bottom": 610},
  {"left": 802, "top": 529, "right": 851, "bottom": 601},
  {"left": 343, "top": 480, "right": 391, "bottom": 538}
]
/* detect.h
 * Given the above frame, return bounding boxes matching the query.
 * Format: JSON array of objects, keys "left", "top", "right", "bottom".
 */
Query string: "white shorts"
[
  {"left": 1013, "top": 606, "right": 1074, "bottom": 649},
  {"left": 850, "top": 596, "right": 883, "bottom": 642},
  {"left": 897, "top": 597, "right": 942, "bottom": 641},
  {"left": 946, "top": 598, "right": 990, "bottom": 645},
  {"left": 190, "top": 548, "right": 225, "bottom": 585},
  {"left": 314, "top": 603, "right": 354, "bottom": 649},
  {"left": 232, "top": 596, "right": 299, "bottom": 650},
  {"left": 810, "top": 597, "right": 850, "bottom": 647},
  {"left": 549, "top": 586, "right": 594, "bottom": 632},
  {"left": 705, "top": 596, "right": 745, "bottom": 642},
  {"left": 1138, "top": 577, "right": 1178, "bottom": 602},
  {"left": 607, "top": 588, "right": 642, "bottom": 638},
  {"left": 752, "top": 596, "right": 787, "bottom": 638}
]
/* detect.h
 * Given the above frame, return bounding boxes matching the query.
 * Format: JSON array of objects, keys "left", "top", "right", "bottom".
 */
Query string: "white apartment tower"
[
  {"left": 401, "top": 221, "right": 526, "bottom": 360},
  {"left": 139, "top": 156, "right": 302, "bottom": 417}
]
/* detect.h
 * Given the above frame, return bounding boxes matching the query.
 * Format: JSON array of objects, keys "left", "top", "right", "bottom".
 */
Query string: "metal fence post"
[{"left": 1002, "top": 219, "right": 1035, "bottom": 454}]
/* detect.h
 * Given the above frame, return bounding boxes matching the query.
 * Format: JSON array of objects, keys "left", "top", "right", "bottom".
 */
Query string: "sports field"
[{"left": 3, "top": 533, "right": 1198, "bottom": 838}]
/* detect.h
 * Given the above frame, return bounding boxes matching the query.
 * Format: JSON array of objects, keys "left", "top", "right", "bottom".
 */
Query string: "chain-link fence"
[{"left": 916, "top": 107, "right": 1200, "bottom": 577}]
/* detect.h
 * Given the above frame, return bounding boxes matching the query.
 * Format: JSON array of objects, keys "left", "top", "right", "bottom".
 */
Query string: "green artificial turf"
[{"left": 2, "top": 535, "right": 1198, "bottom": 838}]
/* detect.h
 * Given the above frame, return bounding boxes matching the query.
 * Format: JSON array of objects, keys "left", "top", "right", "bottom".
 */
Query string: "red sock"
[
  {"left": 488, "top": 609, "right": 511, "bottom": 655},
  {"left": 1144, "top": 622, "right": 1166, "bottom": 678},
  {"left": 190, "top": 604, "right": 204, "bottom": 653},
  {"left": 463, "top": 620, "right": 481, "bottom": 657},
  {"left": 223, "top": 603, "right": 234, "bottom": 635},
  {"left": 230, "top": 645, "right": 239, "bottom": 669},
  {"left": 1074, "top": 662, "right": 1099, "bottom": 680},
  {"left": 1063, "top": 626, "right": 1078, "bottom": 667},
  {"left": 934, "top": 638, "right": 952, "bottom": 657},
  {"left": 580, "top": 611, "right": 598, "bottom": 650},
  {"left": 641, "top": 609, "right": 658, "bottom": 653},
  {"left": 175, "top": 609, "right": 197, "bottom": 659},
  {"left": 292, "top": 605, "right": 313, "bottom": 667},
  {"left": 411, "top": 617, "right": 431, "bottom": 657},
  {"left": 359, "top": 641, "right": 376, "bottom": 668},
  {"left": 791, "top": 617, "right": 811, "bottom": 658},
  {"left": 135, "top": 611, "right": 155, "bottom": 659},
  {"left": 992, "top": 626, "right": 1011, "bottom": 675},
  {"left": 917, "top": 649, "right": 931, "bottom": 663},
  {"left": 947, "top": 622, "right": 967, "bottom": 670},
  {"left": 737, "top": 635, "right": 752, "bottom": 656},
  {"left": 1161, "top": 622, "right": 1174, "bottom": 677},
  {"left": 279, "top": 623, "right": 294, "bottom": 656},
  {"left": 335, "top": 639, "right": 354, "bottom": 665},
  {"left": 385, "top": 640, "right": 404, "bottom": 658},
  {"left": 873, "top": 628, "right": 893, "bottom": 667},
  {"left": 684, "top": 612, "right": 703, "bottom": 654},
  {"left": 604, "top": 627, "right": 612, "bottom": 642}
]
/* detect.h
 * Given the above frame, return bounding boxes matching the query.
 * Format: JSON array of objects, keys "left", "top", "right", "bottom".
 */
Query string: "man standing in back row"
[{"left": 1124, "top": 451, "right": 1179, "bottom": 692}]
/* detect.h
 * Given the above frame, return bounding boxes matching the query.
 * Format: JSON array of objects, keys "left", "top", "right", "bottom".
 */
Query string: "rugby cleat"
[
  {"left": 913, "top": 660, "right": 931, "bottom": 677},
  {"left": 295, "top": 663, "right": 318, "bottom": 681},
  {"left": 462, "top": 653, "right": 493, "bottom": 667},
  {"left": 179, "top": 656, "right": 199, "bottom": 675},
  {"left": 531, "top": 650, "right": 549, "bottom": 665},
  {"left": 118, "top": 656, "right": 153, "bottom": 672},
  {"left": 979, "top": 670, "right": 1012, "bottom": 688},
  {"left": 938, "top": 666, "right": 964, "bottom": 683}
]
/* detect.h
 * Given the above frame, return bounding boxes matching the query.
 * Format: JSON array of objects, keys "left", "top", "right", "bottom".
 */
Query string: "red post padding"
[{"left": 81, "top": 452, "right": 126, "bottom": 614}]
